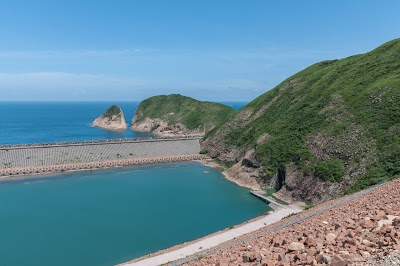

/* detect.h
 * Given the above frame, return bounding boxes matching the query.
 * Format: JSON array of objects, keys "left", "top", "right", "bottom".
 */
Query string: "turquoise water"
[
  {"left": 0, "top": 101, "right": 247, "bottom": 145},
  {"left": 0, "top": 162, "right": 269, "bottom": 266}
]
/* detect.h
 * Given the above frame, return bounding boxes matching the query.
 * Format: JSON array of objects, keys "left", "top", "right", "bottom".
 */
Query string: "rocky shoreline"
[
  {"left": 200, "top": 159, "right": 262, "bottom": 190},
  {"left": 131, "top": 117, "right": 204, "bottom": 137}
]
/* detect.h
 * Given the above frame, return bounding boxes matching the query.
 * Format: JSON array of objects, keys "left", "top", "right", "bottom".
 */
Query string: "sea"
[
  {"left": 0, "top": 101, "right": 247, "bottom": 145},
  {"left": 0, "top": 101, "right": 268, "bottom": 266}
]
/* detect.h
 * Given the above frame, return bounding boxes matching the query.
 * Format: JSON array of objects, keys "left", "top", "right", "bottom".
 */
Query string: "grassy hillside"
[
  {"left": 103, "top": 105, "right": 122, "bottom": 118},
  {"left": 204, "top": 39, "right": 400, "bottom": 196},
  {"left": 134, "top": 94, "right": 236, "bottom": 131}
]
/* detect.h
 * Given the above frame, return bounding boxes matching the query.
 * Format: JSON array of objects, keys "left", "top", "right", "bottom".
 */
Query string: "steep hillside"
[
  {"left": 131, "top": 94, "right": 236, "bottom": 136},
  {"left": 203, "top": 39, "right": 400, "bottom": 203},
  {"left": 91, "top": 105, "right": 127, "bottom": 131}
]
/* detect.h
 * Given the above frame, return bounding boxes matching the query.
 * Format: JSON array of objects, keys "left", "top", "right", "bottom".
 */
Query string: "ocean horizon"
[{"left": 0, "top": 101, "right": 247, "bottom": 145}]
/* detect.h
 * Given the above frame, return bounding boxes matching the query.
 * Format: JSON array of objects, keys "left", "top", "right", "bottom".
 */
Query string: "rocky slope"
[
  {"left": 186, "top": 178, "right": 400, "bottom": 266},
  {"left": 131, "top": 94, "right": 236, "bottom": 136},
  {"left": 202, "top": 38, "right": 400, "bottom": 203},
  {"left": 91, "top": 105, "right": 127, "bottom": 131}
]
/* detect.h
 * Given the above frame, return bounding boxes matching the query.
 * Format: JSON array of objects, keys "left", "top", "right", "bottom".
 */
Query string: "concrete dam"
[{"left": 0, "top": 137, "right": 205, "bottom": 177}]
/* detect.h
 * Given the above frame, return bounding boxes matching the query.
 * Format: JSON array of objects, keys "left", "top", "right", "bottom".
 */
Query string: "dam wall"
[
  {"left": 0, "top": 154, "right": 208, "bottom": 177},
  {"left": 0, "top": 138, "right": 201, "bottom": 170}
]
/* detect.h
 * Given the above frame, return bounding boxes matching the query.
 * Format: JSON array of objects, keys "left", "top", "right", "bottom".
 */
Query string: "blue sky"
[{"left": 0, "top": 0, "right": 399, "bottom": 101}]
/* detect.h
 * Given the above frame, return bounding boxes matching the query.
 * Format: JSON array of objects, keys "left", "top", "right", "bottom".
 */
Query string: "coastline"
[
  {"left": 91, "top": 124, "right": 127, "bottom": 131},
  {"left": 199, "top": 159, "right": 262, "bottom": 190},
  {"left": 122, "top": 211, "right": 274, "bottom": 265},
  {"left": 146, "top": 131, "right": 204, "bottom": 138},
  {"left": 0, "top": 154, "right": 208, "bottom": 180},
  {"left": 0, "top": 155, "right": 262, "bottom": 192},
  {"left": 123, "top": 161, "right": 277, "bottom": 265}
]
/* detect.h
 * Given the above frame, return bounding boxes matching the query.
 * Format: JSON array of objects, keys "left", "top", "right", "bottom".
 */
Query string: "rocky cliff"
[
  {"left": 91, "top": 105, "right": 127, "bottom": 131},
  {"left": 131, "top": 94, "right": 236, "bottom": 136},
  {"left": 202, "top": 38, "right": 400, "bottom": 203}
]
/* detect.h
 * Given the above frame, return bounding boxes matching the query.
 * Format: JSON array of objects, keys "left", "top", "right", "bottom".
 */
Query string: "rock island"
[{"left": 92, "top": 105, "right": 127, "bottom": 131}]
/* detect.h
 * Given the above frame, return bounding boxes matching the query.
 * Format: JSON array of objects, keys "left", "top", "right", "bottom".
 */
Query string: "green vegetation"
[
  {"left": 206, "top": 38, "right": 400, "bottom": 193},
  {"left": 214, "top": 158, "right": 235, "bottom": 169},
  {"left": 304, "top": 201, "right": 314, "bottom": 210},
  {"left": 199, "top": 149, "right": 208, "bottom": 154},
  {"left": 315, "top": 158, "right": 345, "bottom": 182},
  {"left": 103, "top": 105, "right": 122, "bottom": 118},
  {"left": 264, "top": 187, "right": 276, "bottom": 196},
  {"left": 135, "top": 94, "right": 236, "bottom": 131},
  {"left": 283, "top": 213, "right": 296, "bottom": 219}
]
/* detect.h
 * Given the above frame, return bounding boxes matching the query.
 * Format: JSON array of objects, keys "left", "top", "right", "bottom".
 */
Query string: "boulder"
[
  {"left": 288, "top": 242, "right": 305, "bottom": 251},
  {"left": 331, "top": 254, "right": 349, "bottom": 266}
]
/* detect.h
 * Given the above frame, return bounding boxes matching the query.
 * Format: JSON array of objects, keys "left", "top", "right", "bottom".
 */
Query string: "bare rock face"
[
  {"left": 131, "top": 112, "right": 202, "bottom": 136},
  {"left": 224, "top": 148, "right": 263, "bottom": 190},
  {"left": 91, "top": 105, "right": 127, "bottom": 131},
  {"left": 273, "top": 163, "right": 344, "bottom": 204}
]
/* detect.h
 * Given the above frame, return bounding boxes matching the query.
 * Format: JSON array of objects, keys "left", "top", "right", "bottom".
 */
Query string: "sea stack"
[{"left": 91, "top": 105, "right": 127, "bottom": 131}]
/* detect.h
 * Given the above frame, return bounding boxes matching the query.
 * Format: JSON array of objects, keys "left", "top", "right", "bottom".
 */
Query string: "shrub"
[{"left": 315, "top": 158, "right": 345, "bottom": 182}]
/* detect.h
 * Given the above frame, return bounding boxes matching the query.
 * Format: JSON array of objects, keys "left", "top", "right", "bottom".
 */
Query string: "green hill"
[
  {"left": 131, "top": 94, "right": 236, "bottom": 135},
  {"left": 103, "top": 105, "right": 122, "bottom": 118},
  {"left": 203, "top": 39, "right": 400, "bottom": 202}
]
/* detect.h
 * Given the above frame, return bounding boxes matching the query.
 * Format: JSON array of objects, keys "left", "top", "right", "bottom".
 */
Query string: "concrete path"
[
  {"left": 122, "top": 204, "right": 303, "bottom": 266},
  {"left": 250, "top": 190, "right": 288, "bottom": 209}
]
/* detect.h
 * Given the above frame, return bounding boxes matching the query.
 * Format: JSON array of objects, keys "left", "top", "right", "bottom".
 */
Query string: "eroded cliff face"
[
  {"left": 91, "top": 105, "right": 127, "bottom": 131},
  {"left": 201, "top": 108, "right": 270, "bottom": 191},
  {"left": 203, "top": 134, "right": 350, "bottom": 204},
  {"left": 131, "top": 112, "right": 203, "bottom": 136}
]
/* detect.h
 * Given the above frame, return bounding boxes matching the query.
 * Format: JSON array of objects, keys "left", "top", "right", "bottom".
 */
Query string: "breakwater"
[
  {"left": 0, "top": 136, "right": 202, "bottom": 149},
  {"left": 0, "top": 137, "right": 204, "bottom": 177},
  {"left": 0, "top": 154, "right": 208, "bottom": 177}
]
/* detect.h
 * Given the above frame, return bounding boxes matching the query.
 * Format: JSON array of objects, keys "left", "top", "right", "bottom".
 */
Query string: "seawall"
[{"left": 0, "top": 137, "right": 203, "bottom": 178}]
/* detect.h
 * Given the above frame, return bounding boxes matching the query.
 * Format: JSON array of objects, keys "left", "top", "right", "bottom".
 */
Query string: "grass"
[
  {"left": 103, "top": 105, "right": 122, "bottom": 118},
  {"left": 206, "top": 38, "right": 400, "bottom": 194},
  {"left": 283, "top": 213, "right": 296, "bottom": 219},
  {"left": 315, "top": 158, "right": 345, "bottom": 182},
  {"left": 135, "top": 94, "right": 236, "bottom": 132},
  {"left": 304, "top": 201, "right": 314, "bottom": 210},
  {"left": 264, "top": 187, "right": 276, "bottom": 196}
]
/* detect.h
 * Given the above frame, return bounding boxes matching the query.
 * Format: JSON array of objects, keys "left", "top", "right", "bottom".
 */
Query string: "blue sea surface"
[
  {"left": 0, "top": 162, "right": 269, "bottom": 266},
  {"left": 219, "top": 101, "right": 248, "bottom": 110},
  {"left": 0, "top": 101, "right": 246, "bottom": 145}
]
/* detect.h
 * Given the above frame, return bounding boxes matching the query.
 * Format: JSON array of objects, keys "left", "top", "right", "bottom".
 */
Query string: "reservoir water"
[{"left": 0, "top": 162, "right": 269, "bottom": 266}]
